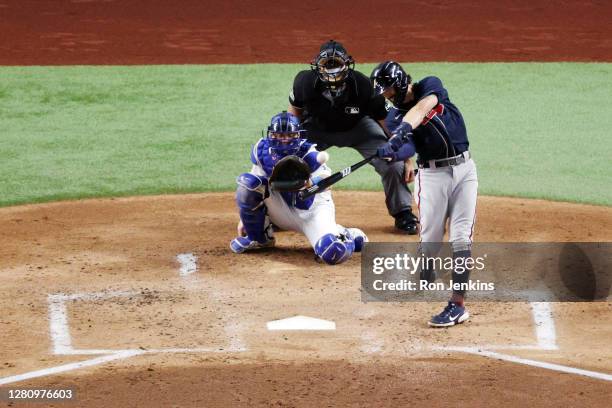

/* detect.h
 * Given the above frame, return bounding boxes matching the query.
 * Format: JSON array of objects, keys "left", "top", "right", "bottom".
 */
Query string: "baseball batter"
[
  {"left": 371, "top": 62, "right": 478, "bottom": 327},
  {"left": 230, "top": 111, "right": 368, "bottom": 265}
]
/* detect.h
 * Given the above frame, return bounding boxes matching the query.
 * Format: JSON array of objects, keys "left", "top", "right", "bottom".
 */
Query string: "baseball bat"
[{"left": 298, "top": 154, "right": 377, "bottom": 200}]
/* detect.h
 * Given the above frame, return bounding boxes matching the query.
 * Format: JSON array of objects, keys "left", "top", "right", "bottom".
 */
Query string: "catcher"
[{"left": 230, "top": 111, "right": 368, "bottom": 265}]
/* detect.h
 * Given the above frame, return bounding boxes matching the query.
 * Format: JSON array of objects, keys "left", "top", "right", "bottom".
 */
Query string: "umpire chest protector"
[{"left": 290, "top": 70, "right": 388, "bottom": 132}]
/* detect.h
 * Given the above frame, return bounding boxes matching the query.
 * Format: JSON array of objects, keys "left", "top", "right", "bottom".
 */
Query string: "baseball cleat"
[
  {"left": 346, "top": 228, "right": 368, "bottom": 252},
  {"left": 394, "top": 210, "right": 418, "bottom": 235},
  {"left": 230, "top": 236, "right": 275, "bottom": 254},
  {"left": 428, "top": 302, "right": 470, "bottom": 327}
]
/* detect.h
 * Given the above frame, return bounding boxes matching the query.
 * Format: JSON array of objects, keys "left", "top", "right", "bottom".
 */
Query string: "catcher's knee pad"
[
  {"left": 236, "top": 173, "right": 268, "bottom": 211},
  {"left": 314, "top": 233, "right": 355, "bottom": 265}
]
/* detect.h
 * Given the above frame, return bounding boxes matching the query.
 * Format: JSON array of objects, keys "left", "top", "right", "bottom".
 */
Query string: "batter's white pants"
[
  {"left": 264, "top": 190, "right": 340, "bottom": 248},
  {"left": 415, "top": 159, "right": 478, "bottom": 253}
]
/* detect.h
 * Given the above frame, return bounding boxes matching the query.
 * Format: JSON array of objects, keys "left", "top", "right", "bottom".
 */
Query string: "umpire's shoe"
[
  {"left": 428, "top": 302, "right": 470, "bottom": 327},
  {"left": 230, "top": 236, "right": 275, "bottom": 254},
  {"left": 394, "top": 209, "right": 418, "bottom": 235}
]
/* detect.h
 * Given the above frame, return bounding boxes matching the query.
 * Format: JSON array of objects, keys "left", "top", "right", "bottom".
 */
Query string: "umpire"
[{"left": 288, "top": 40, "right": 418, "bottom": 234}]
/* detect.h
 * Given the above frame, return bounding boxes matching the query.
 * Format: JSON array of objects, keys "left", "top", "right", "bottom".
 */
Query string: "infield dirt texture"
[{"left": 1, "top": 1, "right": 611, "bottom": 407}]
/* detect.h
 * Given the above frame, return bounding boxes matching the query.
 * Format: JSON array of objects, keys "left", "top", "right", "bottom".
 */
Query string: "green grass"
[{"left": 0, "top": 63, "right": 610, "bottom": 207}]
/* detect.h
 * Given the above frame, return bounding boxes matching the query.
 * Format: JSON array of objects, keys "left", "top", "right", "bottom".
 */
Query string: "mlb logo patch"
[{"left": 345, "top": 106, "right": 360, "bottom": 114}]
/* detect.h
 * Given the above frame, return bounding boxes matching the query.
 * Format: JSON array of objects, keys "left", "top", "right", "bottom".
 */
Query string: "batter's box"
[
  {"left": 48, "top": 290, "right": 242, "bottom": 355},
  {"left": 348, "top": 301, "right": 558, "bottom": 356}
]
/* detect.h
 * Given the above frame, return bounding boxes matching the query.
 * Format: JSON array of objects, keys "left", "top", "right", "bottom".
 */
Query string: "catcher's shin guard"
[
  {"left": 235, "top": 173, "right": 271, "bottom": 243},
  {"left": 314, "top": 232, "right": 355, "bottom": 265}
]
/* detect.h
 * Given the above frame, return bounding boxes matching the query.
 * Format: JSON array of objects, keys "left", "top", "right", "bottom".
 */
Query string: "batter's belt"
[{"left": 418, "top": 151, "right": 471, "bottom": 169}]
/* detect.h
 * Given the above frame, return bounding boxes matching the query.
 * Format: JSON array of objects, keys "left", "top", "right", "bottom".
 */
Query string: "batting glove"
[
  {"left": 391, "top": 122, "right": 413, "bottom": 147},
  {"left": 377, "top": 142, "right": 398, "bottom": 160},
  {"left": 377, "top": 139, "right": 416, "bottom": 161},
  {"left": 377, "top": 122, "right": 415, "bottom": 161}
]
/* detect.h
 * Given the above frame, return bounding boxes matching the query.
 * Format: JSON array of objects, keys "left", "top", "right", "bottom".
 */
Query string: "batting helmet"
[{"left": 370, "top": 61, "right": 412, "bottom": 107}]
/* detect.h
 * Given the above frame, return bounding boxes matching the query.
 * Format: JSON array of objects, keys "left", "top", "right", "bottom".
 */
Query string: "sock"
[
  {"left": 451, "top": 249, "right": 471, "bottom": 300},
  {"left": 450, "top": 293, "right": 465, "bottom": 306}
]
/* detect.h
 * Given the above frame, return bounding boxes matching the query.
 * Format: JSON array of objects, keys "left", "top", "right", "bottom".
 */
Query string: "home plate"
[{"left": 266, "top": 315, "right": 336, "bottom": 331}]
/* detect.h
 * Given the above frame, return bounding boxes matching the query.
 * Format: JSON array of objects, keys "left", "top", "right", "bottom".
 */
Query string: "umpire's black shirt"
[{"left": 289, "top": 70, "right": 388, "bottom": 132}]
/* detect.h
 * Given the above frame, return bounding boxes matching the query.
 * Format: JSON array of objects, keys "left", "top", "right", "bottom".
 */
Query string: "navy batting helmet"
[{"left": 370, "top": 61, "right": 412, "bottom": 107}]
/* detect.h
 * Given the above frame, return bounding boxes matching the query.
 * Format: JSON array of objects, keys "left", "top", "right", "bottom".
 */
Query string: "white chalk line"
[
  {"left": 0, "top": 346, "right": 245, "bottom": 386},
  {"left": 48, "top": 291, "right": 139, "bottom": 355},
  {"left": 441, "top": 347, "right": 612, "bottom": 382},
  {"left": 177, "top": 253, "right": 198, "bottom": 277},
  {"left": 0, "top": 350, "right": 143, "bottom": 386},
  {"left": 530, "top": 302, "right": 558, "bottom": 350},
  {"left": 48, "top": 295, "right": 72, "bottom": 355}
]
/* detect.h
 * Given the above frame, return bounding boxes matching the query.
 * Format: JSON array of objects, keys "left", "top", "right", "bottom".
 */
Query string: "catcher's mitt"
[{"left": 269, "top": 155, "right": 311, "bottom": 192}]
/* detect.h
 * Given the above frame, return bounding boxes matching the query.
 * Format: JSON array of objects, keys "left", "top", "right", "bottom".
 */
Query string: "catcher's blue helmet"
[{"left": 267, "top": 111, "right": 304, "bottom": 157}]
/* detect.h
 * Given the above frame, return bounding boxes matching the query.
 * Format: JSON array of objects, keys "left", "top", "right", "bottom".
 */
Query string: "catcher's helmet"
[
  {"left": 267, "top": 111, "right": 304, "bottom": 157},
  {"left": 370, "top": 61, "right": 412, "bottom": 107},
  {"left": 311, "top": 40, "right": 354, "bottom": 96}
]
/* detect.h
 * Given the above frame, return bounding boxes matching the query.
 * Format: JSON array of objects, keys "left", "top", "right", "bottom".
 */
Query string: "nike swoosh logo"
[{"left": 449, "top": 313, "right": 461, "bottom": 320}]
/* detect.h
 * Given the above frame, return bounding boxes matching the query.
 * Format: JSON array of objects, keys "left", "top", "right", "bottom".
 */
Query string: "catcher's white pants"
[
  {"left": 415, "top": 158, "right": 478, "bottom": 252},
  {"left": 265, "top": 190, "right": 340, "bottom": 248}
]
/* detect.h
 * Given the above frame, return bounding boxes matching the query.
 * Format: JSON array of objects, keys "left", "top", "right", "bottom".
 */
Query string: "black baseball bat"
[{"left": 298, "top": 154, "right": 377, "bottom": 200}]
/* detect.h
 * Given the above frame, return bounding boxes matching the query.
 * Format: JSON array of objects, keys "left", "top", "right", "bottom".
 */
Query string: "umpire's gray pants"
[{"left": 304, "top": 117, "right": 413, "bottom": 217}]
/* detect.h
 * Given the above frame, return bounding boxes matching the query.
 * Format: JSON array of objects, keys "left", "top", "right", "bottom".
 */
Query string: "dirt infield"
[
  {"left": 1, "top": 192, "right": 611, "bottom": 406},
  {"left": 2, "top": 0, "right": 612, "bottom": 65}
]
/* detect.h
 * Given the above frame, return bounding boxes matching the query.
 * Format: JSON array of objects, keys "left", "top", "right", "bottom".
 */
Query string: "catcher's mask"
[
  {"left": 267, "top": 111, "right": 305, "bottom": 158},
  {"left": 311, "top": 40, "right": 354, "bottom": 97},
  {"left": 370, "top": 61, "right": 412, "bottom": 107}
]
